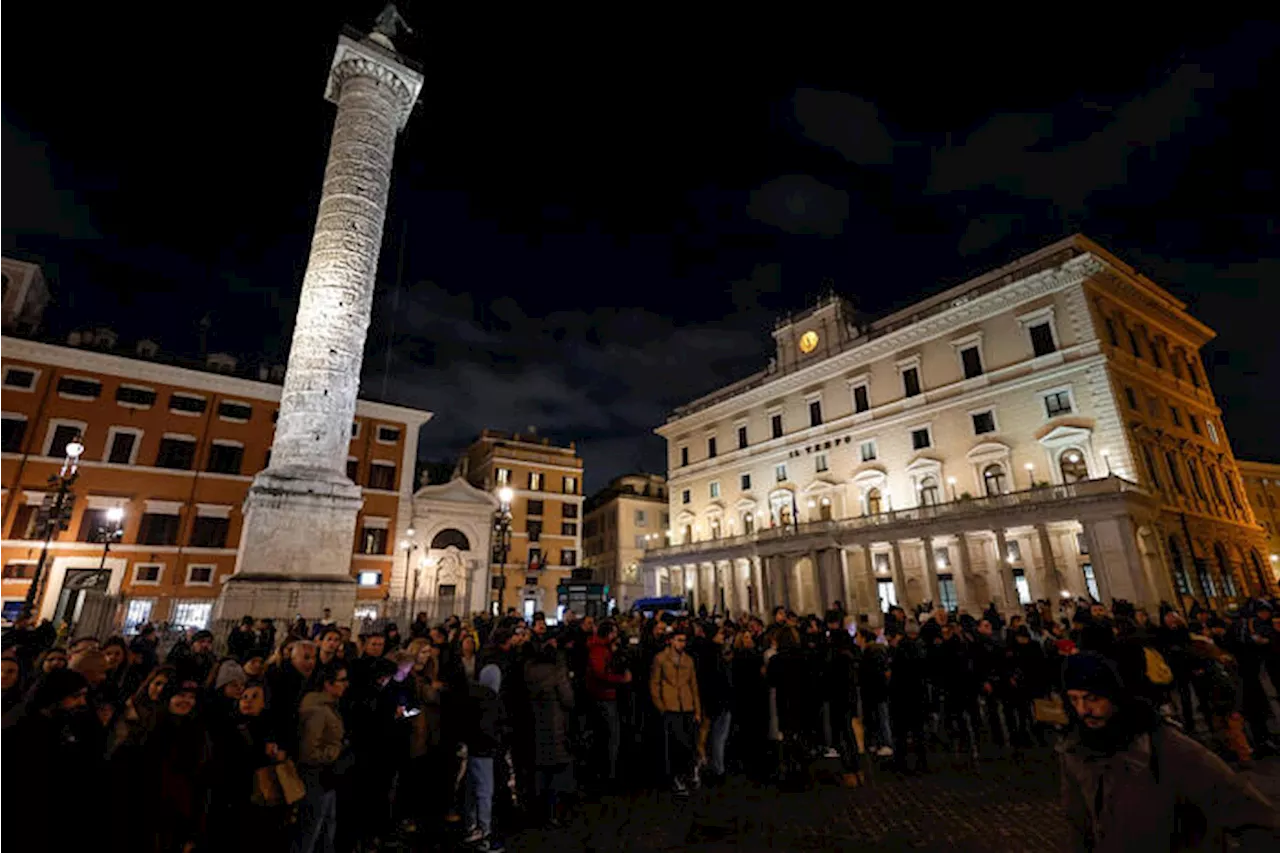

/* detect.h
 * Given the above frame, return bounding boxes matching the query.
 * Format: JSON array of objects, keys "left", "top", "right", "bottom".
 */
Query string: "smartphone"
[{"left": 402, "top": 707, "right": 422, "bottom": 718}]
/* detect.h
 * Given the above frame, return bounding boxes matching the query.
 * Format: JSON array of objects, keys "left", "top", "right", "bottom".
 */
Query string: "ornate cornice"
[
  {"left": 326, "top": 34, "right": 424, "bottom": 130},
  {"left": 331, "top": 56, "right": 416, "bottom": 112}
]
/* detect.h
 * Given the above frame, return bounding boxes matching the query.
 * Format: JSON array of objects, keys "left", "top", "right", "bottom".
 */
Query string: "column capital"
[{"left": 328, "top": 34, "right": 425, "bottom": 129}]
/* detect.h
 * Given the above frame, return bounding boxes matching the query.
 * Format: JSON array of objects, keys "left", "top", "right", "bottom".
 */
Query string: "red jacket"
[{"left": 586, "top": 635, "right": 628, "bottom": 701}]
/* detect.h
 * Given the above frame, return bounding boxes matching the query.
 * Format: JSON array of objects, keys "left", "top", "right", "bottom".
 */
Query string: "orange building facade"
[{"left": 1, "top": 336, "right": 431, "bottom": 630}]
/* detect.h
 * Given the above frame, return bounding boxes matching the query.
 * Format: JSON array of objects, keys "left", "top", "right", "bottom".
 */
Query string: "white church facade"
[{"left": 640, "top": 235, "right": 1274, "bottom": 625}]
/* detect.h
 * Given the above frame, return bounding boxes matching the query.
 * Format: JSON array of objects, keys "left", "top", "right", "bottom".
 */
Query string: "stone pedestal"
[{"left": 218, "top": 30, "right": 423, "bottom": 626}]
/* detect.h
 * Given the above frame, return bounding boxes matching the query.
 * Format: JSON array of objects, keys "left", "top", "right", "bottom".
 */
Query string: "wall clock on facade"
[{"left": 799, "top": 330, "right": 819, "bottom": 354}]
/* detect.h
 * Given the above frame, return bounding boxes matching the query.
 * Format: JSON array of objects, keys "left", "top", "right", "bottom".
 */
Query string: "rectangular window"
[
  {"left": 771, "top": 413, "right": 784, "bottom": 439},
  {"left": 634, "top": 509, "right": 647, "bottom": 527},
  {"left": 528, "top": 472, "right": 543, "bottom": 491},
  {"left": 360, "top": 527, "right": 388, "bottom": 555},
  {"left": 115, "top": 385, "right": 157, "bottom": 407},
  {"left": 902, "top": 367, "right": 921, "bottom": 397},
  {"left": 186, "top": 564, "right": 215, "bottom": 586},
  {"left": 680, "top": 446, "right": 689, "bottom": 467},
  {"left": 634, "top": 533, "right": 648, "bottom": 549},
  {"left": 527, "top": 519, "right": 543, "bottom": 541},
  {"left": 1127, "top": 327, "right": 1142, "bottom": 359},
  {"left": 960, "top": 346, "right": 984, "bottom": 379},
  {"left": 1148, "top": 397, "right": 1161, "bottom": 418},
  {"left": 1125, "top": 387, "right": 1139, "bottom": 410},
  {"left": 561, "top": 521, "right": 578, "bottom": 536},
  {"left": 495, "top": 467, "right": 511, "bottom": 485},
  {"left": 709, "top": 481, "right": 721, "bottom": 499},
  {"left": 1007, "top": 540, "right": 1023, "bottom": 563},
  {"left": 1189, "top": 414, "right": 1201, "bottom": 435},
  {"left": 351, "top": 421, "right": 361, "bottom": 437},
  {"left": 527, "top": 547, "right": 542, "bottom": 568},
  {"left": 528, "top": 500, "right": 545, "bottom": 516},
  {"left": 57, "top": 376, "right": 102, "bottom": 399},
  {"left": 1, "top": 416, "right": 27, "bottom": 453},
  {"left": 169, "top": 393, "right": 207, "bottom": 415},
  {"left": 1029, "top": 322, "right": 1057, "bottom": 357},
  {"left": 346, "top": 458, "right": 359, "bottom": 480},
  {"left": 375, "top": 425, "right": 400, "bottom": 443},
  {"left": 1105, "top": 317, "right": 1120, "bottom": 347},
  {"left": 1152, "top": 342, "right": 1165, "bottom": 369},
  {"left": 860, "top": 440, "right": 877, "bottom": 462},
  {"left": 368, "top": 462, "right": 396, "bottom": 490},
  {"left": 681, "top": 489, "right": 691, "bottom": 505},
  {"left": 737, "top": 425, "right": 748, "bottom": 449},
  {"left": 2, "top": 562, "right": 37, "bottom": 579},
  {"left": 357, "top": 571, "right": 383, "bottom": 587},
  {"left": 77, "top": 508, "right": 113, "bottom": 542},
  {"left": 155, "top": 437, "right": 196, "bottom": 470},
  {"left": 560, "top": 549, "right": 577, "bottom": 567},
  {"left": 46, "top": 423, "right": 83, "bottom": 457},
  {"left": 563, "top": 476, "right": 578, "bottom": 494},
  {"left": 133, "top": 564, "right": 162, "bottom": 584},
  {"left": 10, "top": 505, "right": 40, "bottom": 539},
  {"left": 124, "top": 599, "right": 154, "bottom": 633},
  {"left": 1077, "top": 532, "right": 1089, "bottom": 555},
  {"left": 852, "top": 384, "right": 869, "bottom": 413},
  {"left": 740, "top": 473, "right": 752, "bottom": 491},
  {"left": 107, "top": 431, "right": 137, "bottom": 464},
  {"left": 1207, "top": 420, "right": 1219, "bottom": 444},
  {"left": 1044, "top": 391, "right": 1073, "bottom": 417},
  {"left": 873, "top": 553, "right": 891, "bottom": 573},
  {"left": 775, "top": 463, "right": 788, "bottom": 482},
  {"left": 189, "top": 516, "right": 230, "bottom": 548},
  {"left": 1166, "top": 452, "right": 1186, "bottom": 494},
  {"left": 206, "top": 442, "right": 244, "bottom": 475},
  {"left": 562, "top": 503, "right": 578, "bottom": 519},
  {"left": 3, "top": 367, "right": 36, "bottom": 390},
  {"left": 137, "top": 513, "right": 180, "bottom": 546},
  {"left": 1188, "top": 360, "right": 1202, "bottom": 388},
  {"left": 815, "top": 453, "right": 829, "bottom": 473},
  {"left": 218, "top": 401, "right": 252, "bottom": 422},
  {"left": 808, "top": 399, "right": 823, "bottom": 427},
  {"left": 1169, "top": 406, "right": 1182, "bottom": 427},
  {"left": 707, "top": 436, "right": 717, "bottom": 459},
  {"left": 911, "top": 427, "right": 931, "bottom": 450},
  {"left": 972, "top": 411, "right": 996, "bottom": 435}
]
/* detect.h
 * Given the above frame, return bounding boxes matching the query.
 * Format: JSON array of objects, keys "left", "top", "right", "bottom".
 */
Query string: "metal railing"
[{"left": 644, "top": 476, "right": 1145, "bottom": 560}]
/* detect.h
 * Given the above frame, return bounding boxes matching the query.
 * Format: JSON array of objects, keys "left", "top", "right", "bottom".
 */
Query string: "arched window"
[
  {"left": 682, "top": 524, "right": 693, "bottom": 544},
  {"left": 1225, "top": 475, "right": 1241, "bottom": 508},
  {"left": 983, "top": 464, "right": 1007, "bottom": 497},
  {"left": 865, "top": 488, "right": 882, "bottom": 515},
  {"left": 1167, "top": 537, "right": 1191, "bottom": 594},
  {"left": 918, "top": 476, "right": 940, "bottom": 507},
  {"left": 430, "top": 528, "right": 471, "bottom": 550},
  {"left": 1214, "top": 543, "right": 1238, "bottom": 597},
  {"left": 819, "top": 496, "right": 833, "bottom": 521},
  {"left": 742, "top": 512, "right": 754, "bottom": 535},
  {"left": 1059, "top": 448, "right": 1089, "bottom": 484},
  {"left": 1142, "top": 445, "right": 1163, "bottom": 491},
  {"left": 1196, "top": 556, "right": 1217, "bottom": 599},
  {"left": 709, "top": 518, "right": 721, "bottom": 539},
  {"left": 1249, "top": 550, "right": 1269, "bottom": 595}
]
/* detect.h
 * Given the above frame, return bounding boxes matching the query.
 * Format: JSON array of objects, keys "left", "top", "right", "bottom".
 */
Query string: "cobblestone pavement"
[{"left": 505, "top": 747, "right": 1072, "bottom": 853}]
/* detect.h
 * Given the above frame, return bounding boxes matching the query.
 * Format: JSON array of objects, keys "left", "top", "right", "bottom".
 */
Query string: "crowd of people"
[{"left": 3, "top": 594, "right": 1280, "bottom": 851}]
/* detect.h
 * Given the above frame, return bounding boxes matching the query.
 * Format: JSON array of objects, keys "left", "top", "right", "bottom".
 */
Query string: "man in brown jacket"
[
  {"left": 649, "top": 629, "right": 701, "bottom": 796},
  {"left": 296, "top": 665, "right": 349, "bottom": 853}
]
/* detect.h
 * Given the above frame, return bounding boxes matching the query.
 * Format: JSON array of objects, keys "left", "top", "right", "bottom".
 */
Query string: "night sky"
[{"left": 4, "top": 5, "right": 1278, "bottom": 490}]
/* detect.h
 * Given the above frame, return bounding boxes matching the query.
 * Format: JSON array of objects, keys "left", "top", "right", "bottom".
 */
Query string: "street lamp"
[
  {"left": 493, "top": 486, "right": 514, "bottom": 614},
  {"left": 400, "top": 527, "right": 418, "bottom": 615},
  {"left": 96, "top": 506, "right": 126, "bottom": 572},
  {"left": 946, "top": 476, "right": 958, "bottom": 501},
  {"left": 1023, "top": 462, "right": 1035, "bottom": 489},
  {"left": 25, "top": 435, "right": 84, "bottom": 613}
]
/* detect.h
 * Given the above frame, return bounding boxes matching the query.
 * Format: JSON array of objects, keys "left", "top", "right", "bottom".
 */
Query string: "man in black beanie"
[{"left": 1058, "top": 652, "right": 1279, "bottom": 851}]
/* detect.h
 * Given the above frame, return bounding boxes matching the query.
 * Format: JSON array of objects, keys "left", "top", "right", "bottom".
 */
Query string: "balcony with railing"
[{"left": 642, "top": 476, "right": 1149, "bottom": 561}]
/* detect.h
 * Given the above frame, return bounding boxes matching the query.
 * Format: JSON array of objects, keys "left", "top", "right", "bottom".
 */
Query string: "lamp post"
[
  {"left": 493, "top": 486, "right": 514, "bottom": 614},
  {"left": 1023, "top": 462, "right": 1035, "bottom": 489},
  {"left": 96, "top": 506, "right": 125, "bottom": 572},
  {"left": 400, "top": 527, "right": 418, "bottom": 619},
  {"left": 25, "top": 435, "right": 84, "bottom": 613}
]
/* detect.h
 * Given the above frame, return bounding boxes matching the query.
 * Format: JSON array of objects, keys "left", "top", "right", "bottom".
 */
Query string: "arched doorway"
[
  {"left": 983, "top": 463, "right": 1007, "bottom": 497},
  {"left": 1213, "top": 542, "right": 1238, "bottom": 598},
  {"left": 1059, "top": 448, "right": 1089, "bottom": 483}
]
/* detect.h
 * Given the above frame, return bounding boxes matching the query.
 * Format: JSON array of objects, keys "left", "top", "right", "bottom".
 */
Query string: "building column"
[
  {"left": 954, "top": 533, "right": 974, "bottom": 614},
  {"left": 1037, "top": 524, "right": 1066, "bottom": 596},
  {"left": 994, "top": 529, "right": 1020, "bottom": 612},
  {"left": 810, "top": 549, "right": 828, "bottom": 614},
  {"left": 753, "top": 555, "right": 769, "bottom": 613},
  {"left": 1081, "top": 522, "right": 1113, "bottom": 604},
  {"left": 921, "top": 539, "right": 941, "bottom": 608},
  {"left": 889, "top": 540, "right": 909, "bottom": 610},
  {"left": 837, "top": 548, "right": 852, "bottom": 614},
  {"left": 1117, "top": 518, "right": 1157, "bottom": 610},
  {"left": 776, "top": 555, "right": 792, "bottom": 610}
]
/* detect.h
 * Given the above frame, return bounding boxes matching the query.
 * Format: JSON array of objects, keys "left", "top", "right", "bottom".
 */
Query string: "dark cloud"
[
  {"left": 747, "top": 175, "right": 849, "bottom": 236},
  {"left": 792, "top": 88, "right": 896, "bottom": 166}
]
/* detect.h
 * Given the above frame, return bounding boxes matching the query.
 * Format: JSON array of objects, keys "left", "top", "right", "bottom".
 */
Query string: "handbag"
[
  {"left": 252, "top": 765, "right": 284, "bottom": 807},
  {"left": 1033, "top": 695, "right": 1069, "bottom": 726},
  {"left": 274, "top": 760, "right": 307, "bottom": 805}
]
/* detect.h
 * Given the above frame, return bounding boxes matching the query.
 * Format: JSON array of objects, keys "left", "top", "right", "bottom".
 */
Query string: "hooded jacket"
[{"left": 586, "top": 635, "right": 628, "bottom": 702}]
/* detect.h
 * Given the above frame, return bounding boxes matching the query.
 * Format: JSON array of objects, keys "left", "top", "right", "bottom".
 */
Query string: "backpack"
[{"left": 1143, "top": 646, "right": 1174, "bottom": 686}]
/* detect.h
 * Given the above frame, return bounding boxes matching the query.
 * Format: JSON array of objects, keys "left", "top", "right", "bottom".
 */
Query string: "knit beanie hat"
[
  {"left": 479, "top": 663, "right": 502, "bottom": 695},
  {"left": 214, "top": 659, "right": 247, "bottom": 690},
  {"left": 1063, "top": 652, "right": 1124, "bottom": 699}
]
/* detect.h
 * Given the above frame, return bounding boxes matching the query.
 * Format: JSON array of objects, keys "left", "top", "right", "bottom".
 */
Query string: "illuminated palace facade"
[{"left": 640, "top": 236, "right": 1274, "bottom": 625}]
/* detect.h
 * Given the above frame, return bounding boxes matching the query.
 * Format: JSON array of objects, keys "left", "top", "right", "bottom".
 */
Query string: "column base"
[
  {"left": 217, "top": 574, "right": 358, "bottom": 624},
  {"left": 220, "top": 465, "right": 365, "bottom": 623}
]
